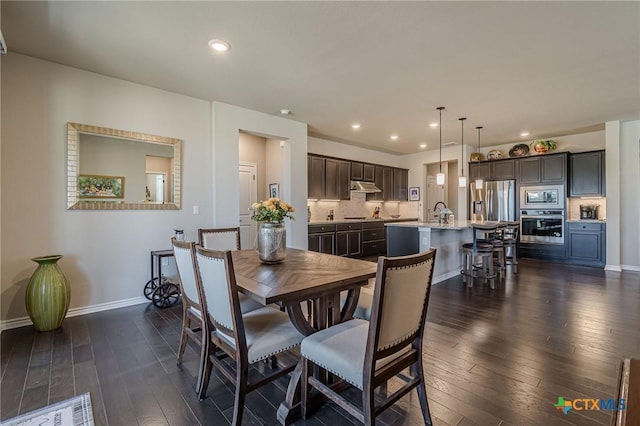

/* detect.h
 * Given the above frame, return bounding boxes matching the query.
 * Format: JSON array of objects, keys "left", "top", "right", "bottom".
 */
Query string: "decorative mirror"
[{"left": 67, "top": 122, "right": 182, "bottom": 210}]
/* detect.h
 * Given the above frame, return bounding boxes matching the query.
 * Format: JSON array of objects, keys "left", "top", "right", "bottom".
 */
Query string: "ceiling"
[{"left": 2, "top": 1, "right": 639, "bottom": 155}]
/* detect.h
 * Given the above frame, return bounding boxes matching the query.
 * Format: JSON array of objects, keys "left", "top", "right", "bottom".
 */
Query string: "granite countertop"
[
  {"left": 567, "top": 219, "right": 607, "bottom": 223},
  {"left": 385, "top": 219, "right": 508, "bottom": 230},
  {"left": 309, "top": 217, "right": 418, "bottom": 225}
]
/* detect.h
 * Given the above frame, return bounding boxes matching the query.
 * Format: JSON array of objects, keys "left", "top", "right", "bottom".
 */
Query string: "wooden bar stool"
[
  {"left": 480, "top": 223, "right": 507, "bottom": 279},
  {"left": 461, "top": 223, "right": 498, "bottom": 288}
]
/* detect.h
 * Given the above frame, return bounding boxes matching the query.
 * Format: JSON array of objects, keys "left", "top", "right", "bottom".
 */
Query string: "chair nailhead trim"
[{"left": 250, "top": 343, "right": 301, "bottom": 364}]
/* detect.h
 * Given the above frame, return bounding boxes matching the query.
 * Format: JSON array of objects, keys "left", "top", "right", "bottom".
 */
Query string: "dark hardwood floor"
[{"left": 1, "top": 259, "right": 639, "bottom": 425}]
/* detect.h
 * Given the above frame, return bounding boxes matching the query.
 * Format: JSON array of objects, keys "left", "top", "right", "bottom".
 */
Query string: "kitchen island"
[{"left": 386, "top": 220, "right": 478, "bottom": 283}]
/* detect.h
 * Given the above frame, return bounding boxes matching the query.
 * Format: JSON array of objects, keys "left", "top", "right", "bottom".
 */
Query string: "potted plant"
[
  {"left": 250, "top": 198, "right": 295, "bottom": 263},
  {"left": 530, "top": 139, "right": 557, "bottom": 154}
]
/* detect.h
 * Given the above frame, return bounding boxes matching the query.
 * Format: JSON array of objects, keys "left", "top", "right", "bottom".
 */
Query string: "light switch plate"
[{"left": 193, "top": 205, "right": 200, "bottom": 215}]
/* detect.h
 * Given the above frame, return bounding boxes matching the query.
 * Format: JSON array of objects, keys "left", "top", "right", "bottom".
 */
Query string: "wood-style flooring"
[{"left": 1, "top": 259, "right": 639, "bottom": 425}]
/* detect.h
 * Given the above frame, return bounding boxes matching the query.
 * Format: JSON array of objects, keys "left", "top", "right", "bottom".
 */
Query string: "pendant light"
[
  {"left": 475, "top": 126, "right": 484, "bottom": 188},
  {"left": 458, "top": 117, "right": 467, "bottom": 187},
  {"left": 436, "top": 107, "right": 445, "bottom": 185}
]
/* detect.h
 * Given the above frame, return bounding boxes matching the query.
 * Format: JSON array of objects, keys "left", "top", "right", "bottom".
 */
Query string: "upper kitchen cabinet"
[
  {"left": 518, "top": 152, "right": 567, "bottom": 185},
  {"left": 307, "top": 154, "right": 350, "bottom": 200},
  {"left": 469, "top": 162, "right": 491, "bottom": 182},
  {"left": 490, "top": 159, "right": 516, "bottom": 180},
  {"left": 325, "top": 158, "right": 351, "bottom": 200},
  {"left": 368, "top": 166, "right": 394, "bottom": 201},
  {"left": 470, "top": 159, "right": 516, "bottom": 181},
  {"left": 350, "top": 162, "right": 375, "bottom": 182},
  {"left": 393, "top": 168, "right": 408, "bottom": 201},
  {"left": 569, "top": 150, "right": 605, "bottom": 197},
  {"left": 308, "top": 155, "right": 325, "bottom": 199}
]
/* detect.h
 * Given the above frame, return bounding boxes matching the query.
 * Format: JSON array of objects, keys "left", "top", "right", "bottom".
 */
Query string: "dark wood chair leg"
[
  {"left": 301, "top": 358, "right": 310, "bottom": 420},
  {"left": 198, "top": 354, "right": 213, "bottom": 400},
  {"left": 363, "top": 383, "right": 375, "bottom": 426},
  {"left": 232, "top": 363, "right": 249, "bottom": 426},
  {"left": 177, "top": 316, "right": 190, "bottom": 365},
  {"left": 412, "top": 360, "right": 433, "bottom": 426}
]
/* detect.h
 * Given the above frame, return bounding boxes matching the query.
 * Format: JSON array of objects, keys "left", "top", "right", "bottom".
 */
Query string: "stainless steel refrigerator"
[{"left": 470, "top": 180, "right": 516, "bottom": 221}]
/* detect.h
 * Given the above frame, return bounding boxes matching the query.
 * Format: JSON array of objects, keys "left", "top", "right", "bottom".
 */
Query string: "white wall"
[
  {"left": 619, "top": 120, "right": 640, "bottom": 270},
  {"left": 1, "top": 53, "right": 213, "bottom": 323},
  {"left": 211, "top": 102, "right": 308, "bottom": 249},
  {"left": 265, "top": 138, "right": 285, "bottom": 201},
  {"left": 308, "top": 136, "right": 400, "bottom": 166}
]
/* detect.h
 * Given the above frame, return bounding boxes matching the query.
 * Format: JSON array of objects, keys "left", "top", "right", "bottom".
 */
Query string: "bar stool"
[
  {"left": 480, "top": 223, "right": 507, "bottom": 279},
  {"left": 461, "top": 223, "right": 498, "bottom": 288},
  {"left": 502, "top": 221, "right": 520, "bottom": 273}
]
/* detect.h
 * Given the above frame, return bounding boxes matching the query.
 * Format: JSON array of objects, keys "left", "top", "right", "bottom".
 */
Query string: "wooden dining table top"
[{"left": 231, "top": 248, "right": 378, "bottom": 306}]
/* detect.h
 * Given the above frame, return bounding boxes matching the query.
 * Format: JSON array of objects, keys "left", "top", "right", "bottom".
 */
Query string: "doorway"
[{"left": 239, "top": 162, "right": 258, "bottom": 249}]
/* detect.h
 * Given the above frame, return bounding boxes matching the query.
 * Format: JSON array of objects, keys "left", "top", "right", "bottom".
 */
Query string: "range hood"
[{"left": 350, "top": 181, "right": 382, "bottom": 193}]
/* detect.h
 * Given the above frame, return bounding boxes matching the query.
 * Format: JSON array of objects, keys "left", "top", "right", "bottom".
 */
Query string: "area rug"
[{"left": 1, "top": 393, "right": 94, "bottom": 426}]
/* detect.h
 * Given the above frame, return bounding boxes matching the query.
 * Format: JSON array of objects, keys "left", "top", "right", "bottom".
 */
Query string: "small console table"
[{"left": 143, "top": 249, "right": 180, "bottom": 308}]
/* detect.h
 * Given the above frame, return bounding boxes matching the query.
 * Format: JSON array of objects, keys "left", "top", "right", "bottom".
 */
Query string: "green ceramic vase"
[{"left": 25, "top": 255, "right": 71, "bottom": 331}]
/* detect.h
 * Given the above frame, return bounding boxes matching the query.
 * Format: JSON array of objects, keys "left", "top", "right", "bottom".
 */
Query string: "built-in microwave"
[{"left": 519, "top": 185, "right": 565, "bottom": 210}]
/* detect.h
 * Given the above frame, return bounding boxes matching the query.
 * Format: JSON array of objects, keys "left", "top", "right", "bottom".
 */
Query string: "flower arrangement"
[{"left": 250, "top": 198, "right": 295, "bottom": 223}]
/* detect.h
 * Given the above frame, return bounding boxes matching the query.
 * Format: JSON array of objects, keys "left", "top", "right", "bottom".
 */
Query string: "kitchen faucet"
[{"left": 433, "top": 201, "right": 447, "bottom": 211}]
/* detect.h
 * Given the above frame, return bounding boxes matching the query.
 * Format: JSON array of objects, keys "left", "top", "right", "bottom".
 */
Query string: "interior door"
[{"left": 239, "top": 163, "right": 258, "bottom": 249}]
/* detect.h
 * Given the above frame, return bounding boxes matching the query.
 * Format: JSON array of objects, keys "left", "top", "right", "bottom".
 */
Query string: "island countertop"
[{"left": 384, "top": 220, "right": 500, "bottom": 230}]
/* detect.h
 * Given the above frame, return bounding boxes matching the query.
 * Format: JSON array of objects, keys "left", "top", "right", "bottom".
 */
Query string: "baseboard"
[
  {"left": 433, "top": 268, "right": 463, "bottom": 285},
  {"left": 621, "top": 264, "right": 640, "bottom": 272},
  {"left": 0, "top": 296, "right": 149, "bottom": 331},
  {"left": 605, "top": 265, "right": 623, "bottom": 272}
]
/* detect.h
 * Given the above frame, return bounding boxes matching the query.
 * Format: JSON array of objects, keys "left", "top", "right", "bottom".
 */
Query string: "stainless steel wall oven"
[{"left": 520, "top": 210, "right": 565, "bottom": 244}]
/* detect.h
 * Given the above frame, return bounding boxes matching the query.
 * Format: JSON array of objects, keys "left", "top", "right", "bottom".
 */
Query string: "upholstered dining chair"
[
  {"left": 172, "top": 239, "right": 263, "bottom": 396},
  {"left": 172, "top": 238, "right": 208, "bottom": 393},
  {"left": 194, "top": 247, "right": 305, "bottom": 425},
  {"left": 198, "top": 227, "right": 241, "bottom": 250},
  {"left": 300, "top": 249, "right": 437, "bottom": 425}
]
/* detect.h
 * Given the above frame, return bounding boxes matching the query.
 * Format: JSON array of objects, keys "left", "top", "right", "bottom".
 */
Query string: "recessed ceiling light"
[
  {"left": 429, "top": 123, "right": 438, "bottom": 128},
  {"left": 208, "top": 39, "right": 231, "bottom": 53},
  {"left": 390, "top": 135, "right": 399, "bottom": 141},
  {"left": 279, "top": 109, "right": 292, "bottom": 115},
  {"left": 419, "top": 143, "right": 427, "bottom": 149},
  {"left": 520, "top": 131, "right": 530, "bottom": 137},
  {"left": 351, "top": 123, "right": 361, "bottom": 129}
]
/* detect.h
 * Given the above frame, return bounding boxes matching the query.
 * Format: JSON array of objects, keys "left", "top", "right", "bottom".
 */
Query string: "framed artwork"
[
  {"left": 78, "top": 175, "right": 125, "bottom": 198},
  {"left": 409, "top": 187, "right": 420, "bottom": 201},
  {"left": 269, "top": 183, "right": 280, "bottom": 198}
]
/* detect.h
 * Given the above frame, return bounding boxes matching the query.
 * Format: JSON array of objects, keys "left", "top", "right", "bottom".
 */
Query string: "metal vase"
[
  {"left": 25, "top": 255, "right": 71, "bottom": 331},
  {"left": 256, "top": 222, "right": 286, "bottom": 263}
]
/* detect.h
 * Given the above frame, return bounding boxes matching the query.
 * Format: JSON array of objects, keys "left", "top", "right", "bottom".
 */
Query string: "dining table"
[{"left": 231, "top": 248, "right": 378, "bottom": 425}]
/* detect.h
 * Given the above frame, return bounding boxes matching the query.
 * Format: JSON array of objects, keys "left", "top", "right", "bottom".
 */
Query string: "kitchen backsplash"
[
  {"left": 567, "top": 197, "right": 607, "bottom": 220},
  {"left": 308, "top": 192, "right": 420, "bottom": 221}
]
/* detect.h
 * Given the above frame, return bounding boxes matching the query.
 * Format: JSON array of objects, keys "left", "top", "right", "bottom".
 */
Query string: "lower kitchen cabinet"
[
  {"left": 336, "top": 223, "right": 362, "bottom": 257},
  {"left": 567, "top": 222, "right": 605, "bottom": 267},
  {"left": 362, "top": 222, "right": 386, "bottom": 257},
  {"left": 308, "top": 224, "right": 336, "bottom": 255}
]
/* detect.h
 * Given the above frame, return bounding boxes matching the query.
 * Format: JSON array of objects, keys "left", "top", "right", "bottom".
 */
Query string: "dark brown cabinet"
[
  {"left": 469, "top": 159, "right": 515, "bottom": 182},
  {"left": 368, "top": 166, "right": 395, "bottom": 201},
  {"left": 362, "top": 222, "right": 386, "bottom": 257},
  {"left": 393, "top": 168, "right": 408, "bottom": 201},
  {"left": 569, "top": 150, "right": 605, "bottom": 197},
  {"left": 336, "top": 223, "right": 362, "bottom": 257},
  {"left": 308, "top": 224, "right": 336, "bottom": 255},
  {"left": 351, "top": 162, "right": 364, "bottom": 181},
  {"left": 518, "top": 153, "right": 567, "bottom": 184},
  {"left": 325, "top": 158, "right": 350, "bottom": 200},
  {"left": 469, "top": 162, "right": 491, "bottom": 182},
  {"left": 490, "top": 159, "right": 516, "bottom": 180},
  {"left": 363, "top": 164, "right": 375, "bottom": 182},
  {"left": 308, "top": 155, "right": 325, "bottom": 199}
]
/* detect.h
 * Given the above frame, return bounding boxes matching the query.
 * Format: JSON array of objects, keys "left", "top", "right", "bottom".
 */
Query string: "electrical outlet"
[{"left": 161, "top": 257, "right": 169, "bottom": 266}]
